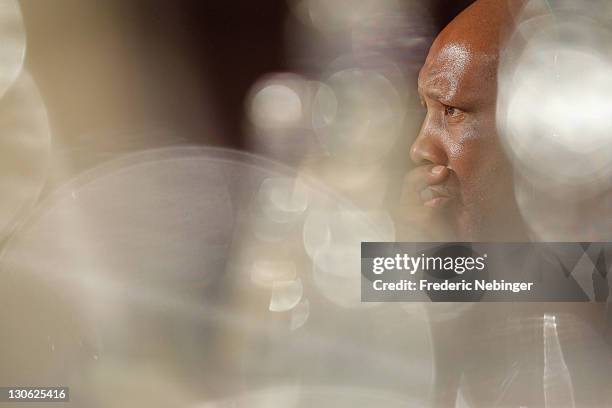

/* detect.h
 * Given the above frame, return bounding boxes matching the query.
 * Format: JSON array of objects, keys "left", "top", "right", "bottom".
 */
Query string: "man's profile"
[
  {"left": 404, "top": 0, "right": 527, "bottom": 242},
  {"left": 406, "top": 1, "right": 612, "bottom": 407}
]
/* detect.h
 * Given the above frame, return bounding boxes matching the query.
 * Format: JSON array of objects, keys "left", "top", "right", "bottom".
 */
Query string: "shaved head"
[
  {"left": 410, "top": 0, "right": 527, "bottom": 240},
  {"left": 422, "top": 0, "right": 520, "bottom": 105}
]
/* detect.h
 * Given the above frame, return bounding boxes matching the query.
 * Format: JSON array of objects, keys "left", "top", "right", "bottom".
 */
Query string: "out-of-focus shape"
[
  {"left": 250, "top": 177, "right": 310, "bottom": 242},
  {"left": 304, "top": 208, "right": 394, "bottom": 259},
  {"left": 312, "top": 68, "right": 403, "bottom": 165},
  {"left": 269, "top": 278, "right": 303, "bottom": 312},
  {"left": 251, "top": 260, "right": 297, "bottom": 288},
  {"left": 290, "top": 298, "right": 310, "bottom": 330},
  {"left": 0, "top": 147, "right": 297, "bottom": 398},
  {"left": 257, "top": 177, "right": 309, "bottom": 223},
  {"left": 307, "top": 208, "right": 393, "bottom": 308},
  {"left": 302, "top": 208, "right": 332, "bottom": 259},
  {"left": 543, "top": 314, "right": 575, "bottom": 408},
  {"left": 455, "top": 388, "right": 472, "bottom": 408},
  {"left": 501, "top": 28, "right": 612, "bottom": 182},
  {"left": 2, "top": 147, "right": 402, "bottom": 401},
  {"left": 312, "top": 244, "right": 363, "bottom": 308},
  {"left": 246, "top": 73, "right": 316, "bottom": 165},
  {"left": 0, "top": 148, "right": 258, "bottom": 309},
  {"left": 0, "top": 71, "right": 51, "bottom": 239},
  {"left": 0, "top": 0, "right": 25, "bottom": 98},
  {"left": 498, "top": 3, "right": 612, "bottom": 240},
  {"left": 249, "top": 75, "right": 305, "bottom": 130}
]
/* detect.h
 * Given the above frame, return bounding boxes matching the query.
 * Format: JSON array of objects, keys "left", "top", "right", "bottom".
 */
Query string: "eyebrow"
[
  {"left": 419, "top": 85, "right": 444, "bottom": 102},
  {"left": 418, "top": 65, "right": 455, "bottom": 98},
  {"left": 419, "top": 82, "right": 454, "bottom": 106}
]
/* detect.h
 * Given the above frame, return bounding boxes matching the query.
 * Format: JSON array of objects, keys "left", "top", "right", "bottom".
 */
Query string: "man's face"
[{"left": 411, "top": 38, "right": 518, "bottom": 240}]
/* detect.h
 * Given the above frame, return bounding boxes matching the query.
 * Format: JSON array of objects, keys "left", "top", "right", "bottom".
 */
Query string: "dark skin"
[
  {"left": 404, "top": 1, "right": 528, "bottom": 406},
  {"left": 406, "top": 3, "right": 612, "bottom": 407},
  {"left": 403, "top": 0, "right": 527, "bottom": 241}
]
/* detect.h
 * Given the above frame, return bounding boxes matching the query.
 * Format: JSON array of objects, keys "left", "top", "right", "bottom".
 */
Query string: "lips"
[{"left": 419, "top": 184, "right": 453, "bottom": 208}]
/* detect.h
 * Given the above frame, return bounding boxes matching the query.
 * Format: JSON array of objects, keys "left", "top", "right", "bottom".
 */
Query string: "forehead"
[{"left": 418, "top": 40, "right": 497, "bottom": 106}]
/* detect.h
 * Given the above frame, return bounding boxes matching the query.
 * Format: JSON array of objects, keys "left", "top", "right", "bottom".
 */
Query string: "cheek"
[
  {"left": 444, "top": 122, "right": 509, "bottom": 198},
  {"left": 442, "top": 124, "right": 481, "bottom": 176}
]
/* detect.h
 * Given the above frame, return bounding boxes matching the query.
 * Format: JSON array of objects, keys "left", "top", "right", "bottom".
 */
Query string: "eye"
[
  {"left": 442, "top": 104, "right": 465, "bottom": 123},
  {"left": 444, "top": 105, "right": 458, "bottom": 116}
]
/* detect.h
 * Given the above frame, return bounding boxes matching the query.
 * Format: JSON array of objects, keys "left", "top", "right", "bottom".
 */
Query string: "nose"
[{"left": 409, "top": 116, "right": 448, "bottom": 166}]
